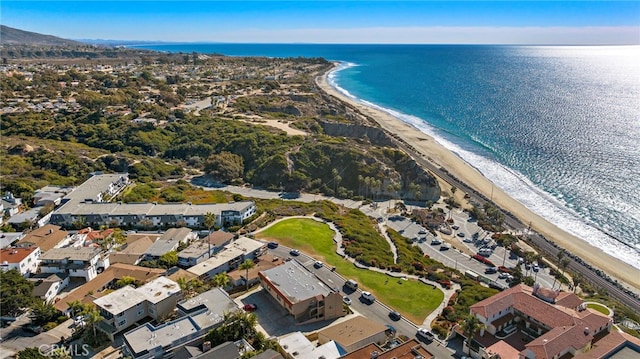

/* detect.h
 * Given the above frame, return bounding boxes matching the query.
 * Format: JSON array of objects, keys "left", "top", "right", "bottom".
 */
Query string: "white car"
[
  {"left": 417, "top": 328, "right": 435, "bottom": 341},
  {"left": 343, "top": 297, "right": 352, "bottom": 305},
  {"left": 314, "top": 261, "right": 323, "bottom": 268},
  {"left": 361, "top": 291, "right": 375, "bottom": 303}
]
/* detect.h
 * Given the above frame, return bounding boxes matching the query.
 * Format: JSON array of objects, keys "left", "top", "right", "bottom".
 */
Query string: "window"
[
  {"left": 117, "top": 319, "right": 126, "bottom": 327},
  {"left": 138, "top": 310, "right": 144, "bottom": 316}
]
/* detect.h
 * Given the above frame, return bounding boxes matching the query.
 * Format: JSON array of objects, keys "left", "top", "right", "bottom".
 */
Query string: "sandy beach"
[{"left": 316, "top": 65, "right": 640, "bottom": 292}]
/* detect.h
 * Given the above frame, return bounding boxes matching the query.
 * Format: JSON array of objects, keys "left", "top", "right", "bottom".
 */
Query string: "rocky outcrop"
[{"left": 319, "top": 121, "right": 395, "bottom": 147}]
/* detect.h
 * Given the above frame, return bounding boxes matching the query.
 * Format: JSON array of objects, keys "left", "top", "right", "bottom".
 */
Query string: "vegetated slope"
[{"left": 0, "top": 25, "right": 83, "bottom": 46}]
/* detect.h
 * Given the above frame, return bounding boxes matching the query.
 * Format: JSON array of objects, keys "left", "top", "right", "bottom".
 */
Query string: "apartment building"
[
  {"left": 39, "top": 247, "right": 104, "bottom": 281},
  {"left": 144, "top": 227, "right": 197, "bottom": 260},
  {"left": 94, "top": 276, "right": 182, "bottom": 341},
  {"left": 259, "top": 260, "right": 344, "bottom": 324},
  {"left": 187, "top": 236, "right": 264, "bottom": 280}
]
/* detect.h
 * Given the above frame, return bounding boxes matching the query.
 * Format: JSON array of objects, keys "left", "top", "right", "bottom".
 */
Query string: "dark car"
[
  {"left": 388, "top": 311, "right": 402, "bottom": 321},
  {"left": 267, "top": 242, "right": 279, "bottom": 249},
  {"left": 289, "top": 249, "right": 300, "bottom": 256},
  {"left": 243, "top": 303, "right": 258, "bottom": 312}
]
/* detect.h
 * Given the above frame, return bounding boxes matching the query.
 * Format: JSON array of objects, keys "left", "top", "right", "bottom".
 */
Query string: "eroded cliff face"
[{"left": 318, "top": 121, "right": 441, "bottom": 202}]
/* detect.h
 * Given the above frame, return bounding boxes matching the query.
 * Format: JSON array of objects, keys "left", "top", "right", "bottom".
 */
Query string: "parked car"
[
  {"left": 498, "top": 272, "right": 509, "bottom": 279},
  {"left": 485, "top": 267, "right": 498, "bottom": 274},
  {"left": 388, "top": 311, "right": 402, "bottom": 321},
  {"left": 431, "top": 238, "right": 442, "bottom": 245},
  {"left": 417, "top": 328, "right": 435, "bottom": 341},
  {"left": 457, "top": 232, "right": 465, "bottom": 238},
  {"left": 243, "top": 303, "right": 258, "bottom": 312},
  {"left": 418, "top": 229, "right": 427, "bottom": 235},
  {"left": 361, "top": 291, "right": 375, "bottom": 303},
  {"left": 289, "top": 249, "right": 300, "bottom": 256},
  {"left": 314, "top": 261, "right": 323, "bottom": 268},
  {"left": 343, "top": 297, "right": 352, "bottom": 305},
  {"left": 451, "top": 225, "right": 460, "bottom": 230},
  {"left": 440, "top": 243, "right": 451, "bottom": 251},
  {"left": 267, "top": 241, "right": 279, "bottom": 249},
  {"left": 533, "top": 263, "right": 540, "bottom": 272}
]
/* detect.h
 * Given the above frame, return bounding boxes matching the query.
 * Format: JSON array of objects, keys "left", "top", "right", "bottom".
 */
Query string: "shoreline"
[{"left": 315, "top": 64, "right": 640, "bottom": 293}]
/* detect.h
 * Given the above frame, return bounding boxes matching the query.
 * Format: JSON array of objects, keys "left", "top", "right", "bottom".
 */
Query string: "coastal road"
[
  {"left": 388, "top": 135, "right": 640, "bottom": 312},
  {"left": 266, "top": 245, "right": 457, "bottom": 358}
]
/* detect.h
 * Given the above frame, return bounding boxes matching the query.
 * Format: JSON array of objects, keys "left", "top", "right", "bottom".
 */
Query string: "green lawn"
[
  {"left": 587, "top": 303, "right": 610, "bottom": 316},
  {"left": 256, "top": 217, "right": 444, "bottom": 324}
]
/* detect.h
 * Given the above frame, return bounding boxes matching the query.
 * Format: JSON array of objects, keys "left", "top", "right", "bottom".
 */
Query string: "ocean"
[{"left": 134, "top": 44, "right": 640, "bottom": 270}]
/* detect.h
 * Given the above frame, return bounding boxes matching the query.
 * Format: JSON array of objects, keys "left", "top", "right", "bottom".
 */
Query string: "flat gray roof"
[
  {"left": 40, "top": 247, "right": 101, "bottom": 261},
  {"left": 125, "top": 317, "right": 199, "bottom": 355},
  {"left": 260, "top": 260, "right": 331, "bottom": 303},
  {"left": 55, "top": 201, "right": 255, "bottom": 217},
  {"left": 178, "top": 241, "right": 211, "bottom": 259},
  {"left": 187, "top": 237, "right": 264, "bottom": 276},
  {"left": 63, "top": 173, "right": 128, "bottom": 203},
  {"left": 94, "top": 276, "right": 180, "bottom": 315}
]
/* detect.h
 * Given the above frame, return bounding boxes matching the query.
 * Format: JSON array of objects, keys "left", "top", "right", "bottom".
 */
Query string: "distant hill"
[{"left": 0, "top": 25, "right": 84, "bottom": 46}]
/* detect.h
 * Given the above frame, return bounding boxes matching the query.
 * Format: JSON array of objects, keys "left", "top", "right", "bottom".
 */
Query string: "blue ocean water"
[{"left": 136, "top": 44, "right": 640, "bottom": 269}]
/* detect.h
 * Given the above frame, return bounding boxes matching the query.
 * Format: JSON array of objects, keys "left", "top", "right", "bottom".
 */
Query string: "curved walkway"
[{"left": 252, "top": 215, "right": 459, "bottom": 328}]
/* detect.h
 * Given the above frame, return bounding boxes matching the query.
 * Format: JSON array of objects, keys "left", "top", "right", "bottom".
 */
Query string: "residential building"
[
  {"left": 29, "top": 273, "right": 69, "bottom": 303},
  {"left": 227, "top": 253, "right": 282, "bottom": 288},
  {"left": 278, "top": 331, "right": 342, "bottom": 359},
  {"left": 318, "top": 316, "right": 390, "bottom": 353},
  {"left": 340, "top": 339, "right": 433, "bottom": 359},
  {"left": 6, "top": 207, "right": 42, "bottom": 228},
  {"left": 123, "top": 287, "right": 238, "bottom": 358},
  {"left": 187, "top": 236, "right": 264, "bottom": 280},
  {"left": 54, "top": 263, "right": 165, "bottom": 315},
  {"left": 33, "top": 185, "right": 73, "bottom": 207},
  {"left": 463, "top": 284, "right": 621, "bottom": 359},
  {"left": 94, "top": 276, "right": 182, "bottom": 341},
  {"left": 50, "top": 200, "right": 256, "bottom": 229},
  {"left": 144, "top": 227, "right": 196, "bottom": 260},
  {"left": 109, "top": 235, "right": 156, "bottom": 265},
  {"left": 16, "top": 224, "right": 70, "bottom": 252},
  {"left": 0, "top": 232, "right": 24, "bottom": 249},
  {"left": 39, "top": 247, "right": 104, "bottom": 281},
  {"left": 1, "top": 192, "right": 22, "bottom": 217},
  {"left": 259, "top": 260, "right": 345, "bottom": 324},
  {"left": 0, "top": 247, "right": 41, "bottom": 276},
  {"left": 176, "top": 231, "right": 235, "bottom": 267}
]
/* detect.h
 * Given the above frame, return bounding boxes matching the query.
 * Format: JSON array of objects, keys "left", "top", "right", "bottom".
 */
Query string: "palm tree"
[
  {"left": 460, "top": 314, "right": 485, "bottom": 355},
  {"left": 204, "top": 212, "right": 216, "bottom": 258},
  {"left": 67, "top": 300, "right": 86, "bottom": 319},
  {"left": 572, "top": 273, "right": 583, "bottom": 293},
  {"left": 212, "top": 272, "right": 230, "bottom": 289},
  {"left": 501, "top": 236, "right": 515, "bottom": 266},
  {"left": 85, "top": 306, "right": 103, "bottom": 338},
  {"left": 239, "top": 259, "right": 255, "bottom": 292}
]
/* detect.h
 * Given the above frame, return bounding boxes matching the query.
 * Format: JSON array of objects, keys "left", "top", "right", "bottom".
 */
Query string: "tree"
[
  {"left": 84, "top": 306, "right": 103, "bottom": 338},
  {"left": 205, "top": 152, "right": 244, "bottom": 184},
  {"left": 115, "top": 276, "right": 141, "bottom": 288},
  {"left": 67, "top": 300, "right": 86, "bottom": 319},
  {"left": 501, "top": 236, "right": 516, "bottom": 266},
  {"left": 212, "top": 273, "right": 230, "bottom": 289},
  {"left": 159, "top": 251, "right": 178, "bottom": 268},
  {"left": 0, "top": 269, "right": 35, "bottom": 317},
  {"left": 204, "top": 212, "right": 216, "bottom": 258},
  {"left": 30, "top": 300, "right": 60, "bottom": 325},
  {"left": 239, "top": 259, "right": 256, "bottom": 292},
  {"left": 460, "top": 314, "right": 485, "bottom": 355},
  {"left": 205, "top": 310, "right": 258, "bottom": 347}
]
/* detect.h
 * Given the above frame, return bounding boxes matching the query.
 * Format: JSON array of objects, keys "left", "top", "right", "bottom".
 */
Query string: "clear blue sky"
[{"left": 2, "top": 1, "right": 639, "bottom": 44}]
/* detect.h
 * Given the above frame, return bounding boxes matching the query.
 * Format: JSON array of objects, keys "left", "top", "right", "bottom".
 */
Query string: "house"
[
  {"left": 1, "top": 191, "right": 22, "bottom": 217},
  {"left": 318, "top": 316, "right": 390, "bottom": 354},
  {"left": 54, "top": 263, "right": 165, "bottom": 315},
  {"left": 17, "top": 224, "right": 70, "bottom": 252},
  {"left": 39, "top": 247, "right": 104, "bottom": 281},
  {"left": 259, "top": 260, "right": 345, "bottom": 324},
  {"left": 33, "top": 185, "right": 73, "bottom": 207},
  {"left": 109, "top": 235, "right": 156, "bottom": 265},
  {"left": 462, "top": 284, "right": 619, "bottom": 359},
  {"left": 29, "top": 273, "right": 69, "bottom": 303},
  {"left": 0, "top": 247, "right": 41, "bottom": 276},
  {"left": 122, "top": 287, "right": 238, "bottom": 358},
  {"left": 0, "top": 232, "right": 24, "bottom": 249},
  {"left": 187, "top": 236, "right": 264, "bottom": 280},
  {"left": 339, "top": 339, "right": 432, "bottom": 359},
  {"left": 278, "top": 331, "right": 342, "bottom": 359},
  {"left": 144, "top": 227, "right": 197, "bottom": 260},
  {"left": 227, "top": 253, "right": 283, "bottom": 288},
  {"left": 94, "top": 276, "right": 182, "bottom": 341},
  {"left": 177, "top": 231, "right": 234, "bottom": 267}
]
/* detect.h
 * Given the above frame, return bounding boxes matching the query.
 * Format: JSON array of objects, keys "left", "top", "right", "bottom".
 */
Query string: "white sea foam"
[{"left": 327, "top": 63, "right": 640, "bottom": 270}]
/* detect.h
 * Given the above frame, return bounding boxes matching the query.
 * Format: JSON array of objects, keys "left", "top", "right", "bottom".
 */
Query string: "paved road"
[
  {"left": 265, "top": 244, "right": 458, "bottom": 358},
  {"left": 386, "top": 138, "right": 640, "bottom": 312}
]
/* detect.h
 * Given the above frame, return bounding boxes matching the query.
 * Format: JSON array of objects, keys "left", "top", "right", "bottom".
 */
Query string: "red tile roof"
[
  {"left": 577, "top": 330, "right": 640, "bottom": 358},
  {"left": 0, "top": 247, "right": 38, "bottom": 263}
]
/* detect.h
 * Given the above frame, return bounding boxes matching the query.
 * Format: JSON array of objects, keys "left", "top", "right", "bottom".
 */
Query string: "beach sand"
[{"left": 316, "top": 66, "right": 640, "bottom": 292}]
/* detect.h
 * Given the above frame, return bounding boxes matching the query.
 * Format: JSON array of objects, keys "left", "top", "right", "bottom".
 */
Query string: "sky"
[{"left": 1, "top": 1, "right": 639, "bottom": 44}]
